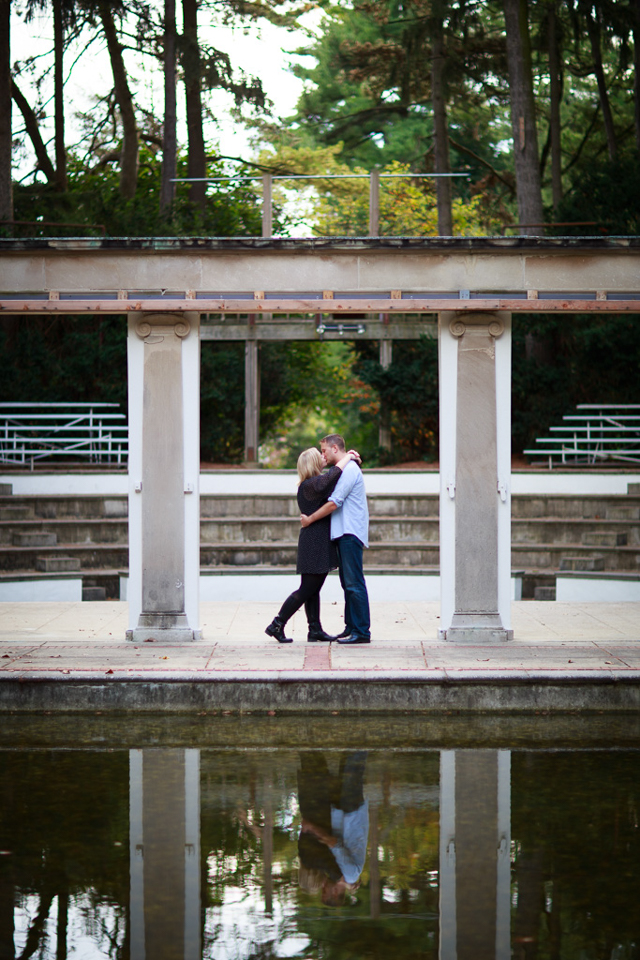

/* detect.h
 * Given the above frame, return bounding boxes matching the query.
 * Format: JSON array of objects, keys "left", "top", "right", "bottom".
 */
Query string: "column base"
[
  {"left": 126, "top": 612, "right": 202, "bottom": 643},
  {"left": 439, "top": 613, "right": 513, "bottom": 644}
]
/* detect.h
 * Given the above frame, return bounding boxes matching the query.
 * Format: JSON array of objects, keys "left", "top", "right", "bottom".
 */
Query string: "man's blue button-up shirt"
[{"left": 328, "top": 460, "right": 369, "bottom": 547}]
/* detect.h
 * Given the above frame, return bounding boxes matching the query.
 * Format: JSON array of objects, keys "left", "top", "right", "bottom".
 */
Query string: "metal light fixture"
[{"left": 317, "top": 322, "right": 366, "bottom": 337}]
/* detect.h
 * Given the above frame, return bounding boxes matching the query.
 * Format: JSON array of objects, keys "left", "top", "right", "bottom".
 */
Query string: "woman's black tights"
[{"left": 278, "top": 573, "right": 327, "bottom": 624}]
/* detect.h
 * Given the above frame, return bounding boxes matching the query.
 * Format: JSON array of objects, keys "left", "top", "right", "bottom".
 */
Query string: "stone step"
[
  {"left": 36, "top": 556, "right": 81, "bottom": 572},
  {"left": 0, "top": 484, "right": 12, "bottom": 495},
  {"left": 559, "top": 555, "right": 606, "bottom": 572},
  {"left": 3, "top": 491, "right": 640, "bottom": 520},
  {"left": 201, "top": 494, "right": 441, "bottom": 518},
  {"left": 607, "top": 506, "right": 640, "bottom": 521},
  {"left": 12, "top": 531, "right": 58, "bottom": 547},
  {"left": 0, "top": 505, "right": 34, "bottom": 520},
  {"left": 0, "top": 543, "right": 129, "bottom": 572},
  {"left": 2, "top": 513, "right": 638, "bottom": 548},
  {"left": 200, "top": 541, "right": 442, "bottom": 568},
  {"left": 534, "top": 585, "right": 556, "bottom": 601},
  {"left": 581, "top": 531, "right": 628, "bottom": 547},
  {"left": 0, "top": 494, "right": 128, "bottom": 519},
  {"left": 511, "top": 518, "right": 640, "bottom": 546},
  {"left": 628, "top": 482, "right": 640, "bottom": 494},
  {"left": 0, "top": 518, "right": 129, "bottom": 546},
  {"left": 82, "top": 585, "right": 107, "bottom": 601},
  {"left": 511, "top": 543, "right": 639, "bottom": 572},
  {"left": 200, "top": 516, "right": 441, "bottom": 544}
]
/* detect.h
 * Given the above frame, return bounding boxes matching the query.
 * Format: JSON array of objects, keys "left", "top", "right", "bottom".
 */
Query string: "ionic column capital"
[
  {"left": 447, "top": 311, "right": 506, "bottom": 340},
  {"left": 136, "top": 314, "right": 191, "bottom": 341}
]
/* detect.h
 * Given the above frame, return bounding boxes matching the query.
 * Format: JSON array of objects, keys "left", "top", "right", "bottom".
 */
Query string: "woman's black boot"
[
  {"left": 307, "top": 621, "right": 334, "bottom": 642},
  {"left": 265, "top": 616, "right": 293, "bottom": 643}
]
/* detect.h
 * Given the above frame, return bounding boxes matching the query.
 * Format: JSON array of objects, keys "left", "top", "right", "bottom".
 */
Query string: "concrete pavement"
[{"left": 1, "top": 600, "right": 639, "bottom": 712}]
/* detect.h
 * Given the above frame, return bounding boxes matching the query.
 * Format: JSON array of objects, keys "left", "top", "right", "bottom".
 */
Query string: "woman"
[{"left": 265, "top": 446, "right": 357, "bottom": 643}]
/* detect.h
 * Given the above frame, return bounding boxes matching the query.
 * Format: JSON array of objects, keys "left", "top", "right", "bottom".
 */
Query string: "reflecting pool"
[{"left": 0, "top": 716, "right": 639, "bottom": 959}]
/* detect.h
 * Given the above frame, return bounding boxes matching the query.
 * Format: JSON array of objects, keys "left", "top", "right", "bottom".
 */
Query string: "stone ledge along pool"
[{"left": 1, "top": 714, "right": 639, "bottom": 960}]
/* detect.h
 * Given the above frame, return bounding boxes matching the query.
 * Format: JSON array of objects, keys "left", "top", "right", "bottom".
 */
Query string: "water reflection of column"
[
  {"left": 130, "top": 750, "right": 145, "bottom": 960},
  {"left": 263, "top": 775, "right": 273, "bottom": 917},
  {"left": 129, "top": 749, "right": 201, "bottom": 960},
  {"left": 184, "top": 749, "right": 201, "bottom": 960},
  {"left": 439, "top": 750, "right": 511, "bottom": 960}
]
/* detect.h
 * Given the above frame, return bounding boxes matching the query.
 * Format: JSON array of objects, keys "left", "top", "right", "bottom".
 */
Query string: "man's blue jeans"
[{"left": 336, "top": 534, "right": 370, "bottom": 639}]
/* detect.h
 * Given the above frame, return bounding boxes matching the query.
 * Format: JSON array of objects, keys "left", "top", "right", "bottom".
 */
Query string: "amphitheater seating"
[
  {"left": 524, "top": 405, "right": 640, "bottom": 468},
  {"left": 0, "top": 403, "right": 128, "bottom": 466}
]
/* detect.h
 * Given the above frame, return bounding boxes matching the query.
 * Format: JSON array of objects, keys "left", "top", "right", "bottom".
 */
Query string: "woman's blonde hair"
[
  {"left": 298, "top": 864, "right": 325, "bottom": 894},
  {"left": 297, "top": 447, "right": 323, "bottom": 484}
]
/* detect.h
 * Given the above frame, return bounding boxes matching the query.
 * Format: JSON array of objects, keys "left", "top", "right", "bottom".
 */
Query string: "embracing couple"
[{"left": 265, "top": 434, "right": 371, "bottom": 645}]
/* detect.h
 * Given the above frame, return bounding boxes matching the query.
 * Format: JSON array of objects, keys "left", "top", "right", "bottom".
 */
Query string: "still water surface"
[{"left": 0, "top": 719, "right": 639, "bottom": 959}]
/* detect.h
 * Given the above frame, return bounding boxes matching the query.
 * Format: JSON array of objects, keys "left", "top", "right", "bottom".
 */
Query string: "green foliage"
[
  {"left": 259, "top": 142, "right": 500, "bottom": 235},
  {"left": 10, "top": 148, "right": 264, "bottom": 238},
  {"left": 353, "top": 335, "right": 439, "bottom": 463},
  {"left": 200, "top": 342, "right": 246, "bottom": 463},
  {"left": 553, "top": 156, "right": 640, "bottom": 236},
  {"left": 0, "top": 315, "right": 128, "bottom": 407},
  {"left": 512, "top": 313, "right": 640, "bottom": 454},
  {"left": 258, "top": 340, "right": 381, "bottom": 467}
]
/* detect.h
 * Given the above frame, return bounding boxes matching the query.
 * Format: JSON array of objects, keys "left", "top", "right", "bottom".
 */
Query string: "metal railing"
[
  {"left": 0, "top": 403, "right": 128, "bottom": 467},
  {"left": 172, "top": 170, "right": 470, "bottom": 238},
  {"left": 524, "top": 404, "right": 640, "bottom": 468}
]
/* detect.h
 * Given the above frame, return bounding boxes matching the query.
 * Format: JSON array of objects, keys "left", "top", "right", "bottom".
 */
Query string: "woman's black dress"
[{"left": 296, "top": 467, "right": 340, "bottom": 574}]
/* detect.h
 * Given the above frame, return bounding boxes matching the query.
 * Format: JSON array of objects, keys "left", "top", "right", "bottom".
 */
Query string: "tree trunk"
[
  {"left": 583, "top": 4, "right": 616, "bottom": 160},
  {"left": 182, "top": 0, "right": 206, "bottom": 211},
  {"left": 53, "top": 0, "right": 67, "bottom": 190},
  {"left": 431, "top": 20, "right": 453, "bottom": 236},
  {"left": 98, "top": 0, "right": 139, "bottom": 199},
  {"left": 160, "top": 0, "right": 177, "bottom": 216},
  {"left": 548, "top": 2, "right": 563, "bottom": 212},
  {"left": 503, "top": 0, "right": 544, "bottom": 233},
  {"left": 0, "top": 0, "right": 12, "bottom": 224},
  {"left": 12, "top": 81, "right": 56, "bottom": 182},
  {"left": 632, "top": 0, "right": 640, "bottom": 154}
]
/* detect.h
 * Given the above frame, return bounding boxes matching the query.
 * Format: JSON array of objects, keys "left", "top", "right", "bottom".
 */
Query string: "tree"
[
  {"left": 546, "top": 0, "right": 563, "bottom": 211},
  {"left": 160, "top": 0, "right": 177, "bottom": 216},
  {"left": 0, "top": 0, "right": 12, "bottom": 224},
  {"left": 286, "top": 1, "right": 515, "bottom": 230},
  {"left": 97, "top": 0, "right": 139, "bottom": 199},
  {"left": 181, "top": 0, "right": 206, "bottom": 209},
  {"left": 503, "top": 0, "right": 544, "bottom": 231},
  {"left": 11, "top": 79, "right": 56, "bottom": 182}
]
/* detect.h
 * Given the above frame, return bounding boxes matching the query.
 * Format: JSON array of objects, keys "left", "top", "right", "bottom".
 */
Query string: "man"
[{"left": 300, "top": 434, "right": 371, "bottom": 644}]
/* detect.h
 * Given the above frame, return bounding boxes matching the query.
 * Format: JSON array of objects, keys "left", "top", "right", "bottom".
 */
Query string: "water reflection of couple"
[
  {"left": 297, "top": 752, "right": 369, "bottom": 907},
  {"left": 265, "top": 434, "right": 371, "bottom": 645}
]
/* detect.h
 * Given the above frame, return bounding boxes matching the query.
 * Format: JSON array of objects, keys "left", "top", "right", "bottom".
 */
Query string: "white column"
[
  {"left": 126, "top": 313, "right": 201, "bottom": 642},
  {"left": 438, "top": 311, "right": 512, "bottom": 642}
]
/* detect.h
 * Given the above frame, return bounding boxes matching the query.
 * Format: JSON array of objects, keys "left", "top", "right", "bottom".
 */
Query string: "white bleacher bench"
[
  {"left": 524, "top": 404, "right": 640, "bottom": 468},
  {"left": 0, "top": 403, "right": 128, "bottom": 467}
]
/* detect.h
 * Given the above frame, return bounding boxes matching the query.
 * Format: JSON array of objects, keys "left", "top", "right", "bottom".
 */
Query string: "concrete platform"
[{"left": 1, "top": 601, "right": 639, "bottom": 713}]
